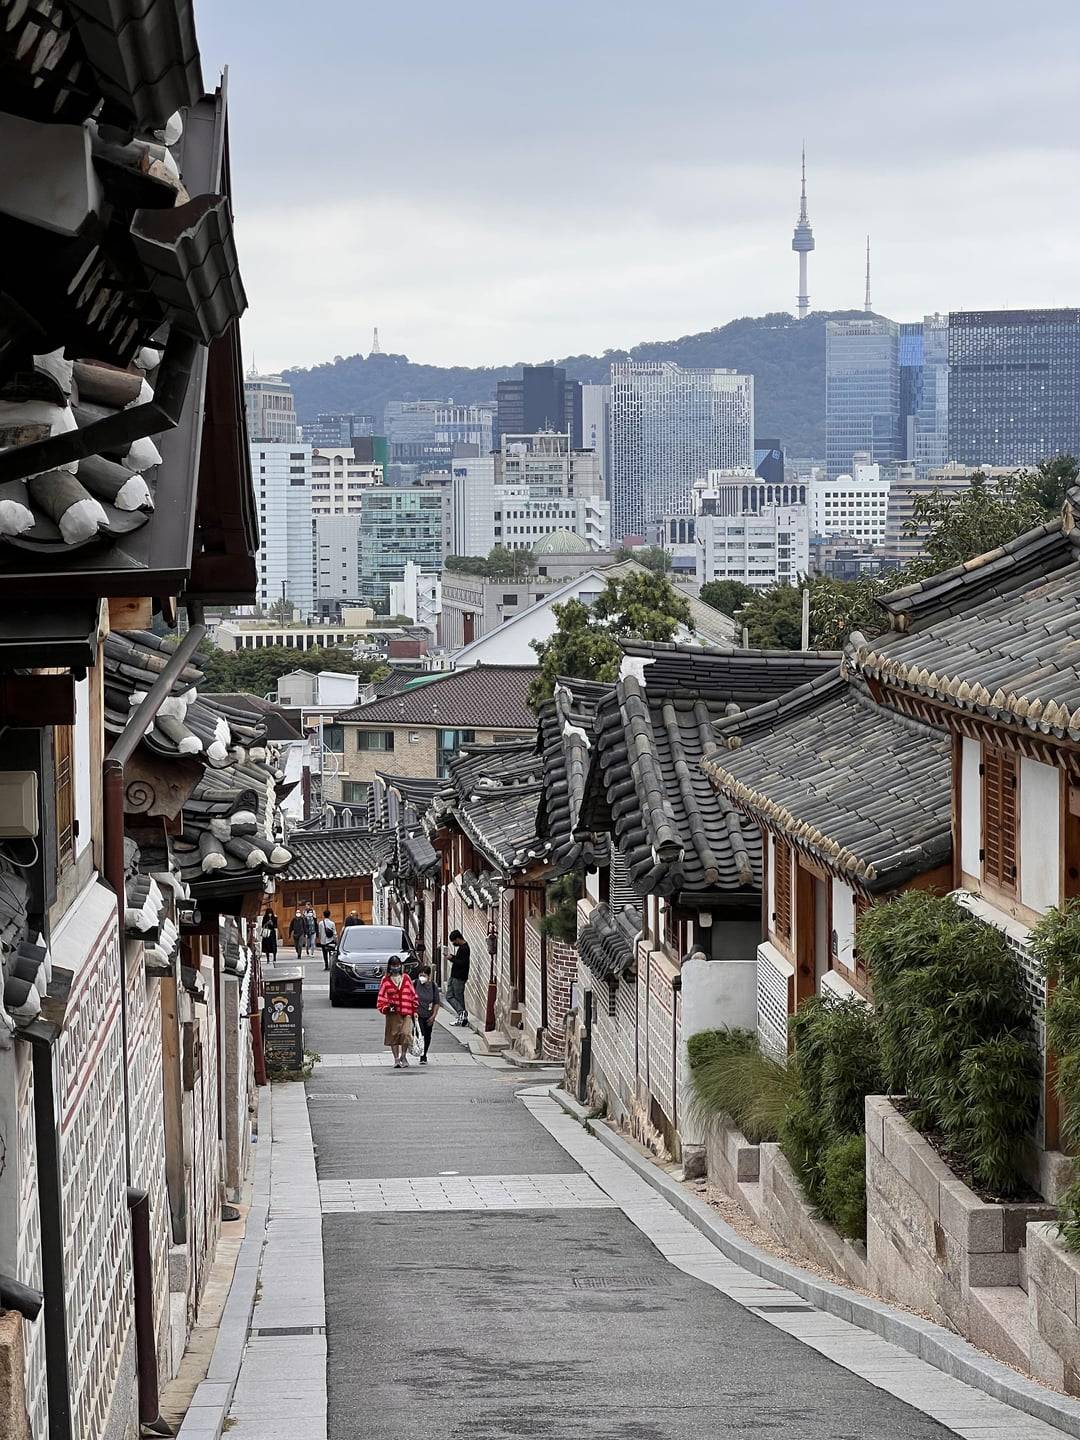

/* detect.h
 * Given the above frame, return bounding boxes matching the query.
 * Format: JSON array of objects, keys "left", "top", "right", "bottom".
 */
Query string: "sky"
[{"left": 199, "top": 0, "right": 1080, "bottom": 373}]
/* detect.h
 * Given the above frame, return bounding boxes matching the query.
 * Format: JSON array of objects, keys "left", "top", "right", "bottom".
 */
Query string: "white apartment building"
[
  {"left": 809, "top": 457, "right": 892, "bottom": 547},
  {"left": 451, "top": 432, "right": 608, "bottom": 556},
  {"left": 310, "top": 447, "right": 383, "bottom": 516},
  {"left": 244, "top": 371, "right": 298, "bottom": 442},
  {"left": 251, "top": 442, "right": 314, "bottom": 615},
  {"left": 695, "top": 505, "right": 809, "bottom": 591},
  {"left": 609, "top": 361, "right": 754, "bottom": 541}
]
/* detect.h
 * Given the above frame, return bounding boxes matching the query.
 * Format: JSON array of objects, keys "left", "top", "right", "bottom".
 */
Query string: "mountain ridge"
[{"left": 282, "top": 309, "right": 874, "bottom": 457}]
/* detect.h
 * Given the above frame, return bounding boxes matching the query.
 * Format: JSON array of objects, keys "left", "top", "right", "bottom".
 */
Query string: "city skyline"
[{"left": 200, "top": 1, "right": 1080, "bottom": 372}]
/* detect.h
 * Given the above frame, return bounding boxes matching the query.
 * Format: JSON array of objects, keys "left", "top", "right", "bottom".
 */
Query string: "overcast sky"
[{"left": 199, "top": 1, "right": 1080, "bottom": 373}]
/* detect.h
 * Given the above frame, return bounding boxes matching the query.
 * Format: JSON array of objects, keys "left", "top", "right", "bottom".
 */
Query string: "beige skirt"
[{"left": 384, "top": 1012, "right": 413, "bottom": 1047}]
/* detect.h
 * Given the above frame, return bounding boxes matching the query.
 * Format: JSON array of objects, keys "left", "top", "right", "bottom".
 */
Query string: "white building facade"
[
  {"left": 244, "top": 371, "right": 298, "bottom": 442},
  {"left": 451, "top": 433, "right": 609, "bottom": 557},
  {"left": 388, "top": 559, "right": 442, "bottom": 631},
  {"left": 314, "top": 513, "right": 362, "bottom": 602},
  {"left": 809, "top": 458, "right": 892, "bottom": 546},
  {"left": 310, "top": 448, "right": 382, "bottom": 516},
  {"left": 251, "top": 442, "right": 315, "bottom": 615},
  {"left": 609, "top": 361, "right": 754, "bottom": 542},
  {"left": 695, "top": 506, "right": 809, "bottom": 591}
]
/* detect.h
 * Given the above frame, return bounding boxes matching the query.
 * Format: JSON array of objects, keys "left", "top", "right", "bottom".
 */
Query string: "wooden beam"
[{"left": 108, "top": 596, "right": 153, "bottom": 631}]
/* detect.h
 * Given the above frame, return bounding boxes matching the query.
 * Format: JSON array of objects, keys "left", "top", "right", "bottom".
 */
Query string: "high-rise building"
[
  {"left": 754, "top": 437, "right": 785, "bottom": 486},
  {"left": 885, "top": 462, "right": 1012, "bottom": 561},
  {"left": 948, "top": 308, "right": 1080, "bottom": 468},
  {"left": 244, "top": 372, "right": 298, "bottom": 443},
  {"left": 496, "top": 365, "right": 583, "bottom": 447},
  {"left": 314, "top": 513, "right": 362, "bottom": 602},
  {"left": 304, "top": 412, "right": 375, "bottom": 447},
  {"left": 358, "top": 486, "right": 451, "bottom": 606},
  {"left": 310, "top": 447, "right": 383, "bottom": 516},
  {"left": 581, "top": 383, "right": 610, "bottom": 484},
  {"left": 451, "top": 432, "right": 608, "bottom": 557},
  {"left": 790, "top": 146, "right": 815, "bottom": 320},
  {"left": 694, "top": 503, "right": 809, "bottom": 591},
  {"left": 608, "top": 361, "right": 754, "bottom": 540},
  {"left": 435, "top": 404, "right": 495, "bottom": 455},
  {"left": 384, "top": 399, "right": 443, "bottom": 448},
  {"left": 825, "top": 318, "right": 900, "bottom": 478},
  {"left": 899, "top": 314, "right": 949, "bottom": 476},
  {"left": 250, "top": 443, "right": 314, "bottom": 615}
]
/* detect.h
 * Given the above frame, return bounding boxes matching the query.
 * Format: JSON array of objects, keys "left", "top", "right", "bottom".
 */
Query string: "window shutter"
[
  {"left": 773, "top": 836, "right": 792, "bottom": 942},
  {"left": 54, "top": 725, "right": 75, "bottom": 868},
  {"left": 982, "top": 746, "right": 1018, "bottom": 891}
]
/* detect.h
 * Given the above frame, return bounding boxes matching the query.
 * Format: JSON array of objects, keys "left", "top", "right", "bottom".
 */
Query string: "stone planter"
[
  {"left": 704, "top": 1116, "right": 867, "bottom": 1288},
  {"left": 865, "top": 1095, "right": 1056, "bottom": 1370},
  {"left": 1026, "top": 1222, "right": 1080, "bottom": 1395}
]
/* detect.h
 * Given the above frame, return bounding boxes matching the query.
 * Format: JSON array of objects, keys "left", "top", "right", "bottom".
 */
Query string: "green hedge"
[{"left": 1033, "top": 901, "right": 1080, "bottom": 1249}]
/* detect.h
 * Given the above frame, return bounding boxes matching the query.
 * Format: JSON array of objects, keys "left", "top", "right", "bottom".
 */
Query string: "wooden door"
[{"left": 794, "top": 862, "right": 817, "bottom": 1005}]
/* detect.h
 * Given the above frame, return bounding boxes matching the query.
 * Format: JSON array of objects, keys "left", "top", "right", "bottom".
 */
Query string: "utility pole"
[{"left": 801, "top": 585, "right": 810, "bottom": 651}]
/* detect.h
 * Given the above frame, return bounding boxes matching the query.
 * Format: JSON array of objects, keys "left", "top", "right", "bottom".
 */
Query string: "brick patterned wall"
[
  {"left": 53, "top": 884, "right": 133, "bottom": 1440},
  {"left": 190, "top": 948, "right": 221, "bottom": 1319},
  {"left": 15, "top": 1043, "right": 46, "bottom": 1440},
  {"left": 582, "top": 957, "right": 637, "bottom": 1119},
  {"left": 543, "top": 938, "right": 577, "bottom": 1062},
  {"left": 125, "top": 957, "right": 170, "bottom": 1380}
]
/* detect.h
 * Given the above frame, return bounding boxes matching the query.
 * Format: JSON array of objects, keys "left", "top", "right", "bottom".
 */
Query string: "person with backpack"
[{"left": 317, "top": 910, "right": 337, "bottom": 970}]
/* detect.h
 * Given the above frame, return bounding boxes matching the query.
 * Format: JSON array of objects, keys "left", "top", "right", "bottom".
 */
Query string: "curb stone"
[
  {"left": 176, "top": 1086, "right": 273, "bottom": 1439},
  {"left": 548, "top": 1085, "right": 1080, "bottom": 1440}
]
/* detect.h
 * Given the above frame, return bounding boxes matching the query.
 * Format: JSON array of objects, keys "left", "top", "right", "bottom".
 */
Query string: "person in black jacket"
[
  {"left": 288, "top": 908, "right": 307, "bottom": 958},
  {"left": 446, "top": 930, "right": 470, "bottom": 1027}
]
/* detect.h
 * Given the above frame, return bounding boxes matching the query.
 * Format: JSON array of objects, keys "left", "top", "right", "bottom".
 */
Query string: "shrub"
[
  {"left": 820, "top": 1135, "right": 868, "bottom": 1241},
  {"left": 687, "top": 1031, "right": 796, "bottom": 1144},
  {"left": 860, "top": 890, "right": 1041, "bottom": 1198},
  {"left": 1032, "top": 902, "right": 1080, "bottom": 1246},
  {"left": 539, "top": 872, "right": 579, "bottom": 944}
]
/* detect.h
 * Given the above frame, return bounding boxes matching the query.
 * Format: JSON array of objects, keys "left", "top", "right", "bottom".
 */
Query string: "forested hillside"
[{"left": 283, "top": 309, "right": 873, "bottom": 458}]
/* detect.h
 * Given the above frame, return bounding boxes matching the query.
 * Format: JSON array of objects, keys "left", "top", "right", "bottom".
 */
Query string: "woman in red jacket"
[{"left": 376, "top": 957, "right": 419, "bottom": 1068}]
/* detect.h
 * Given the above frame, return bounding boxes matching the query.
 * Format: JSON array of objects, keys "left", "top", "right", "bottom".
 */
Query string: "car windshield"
[{"left": 338, "top": 926, "right": 409, "bottom": 955}]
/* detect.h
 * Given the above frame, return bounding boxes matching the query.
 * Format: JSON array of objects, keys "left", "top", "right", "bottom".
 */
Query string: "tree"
[
  {"left": 739, "top": 585, "right": 805, "bottom": 650},
  {"left": 443, "top": 546, "right": 535, "bottom": 580},
  {"left": 699, "top": 579, "right": 755, "bottom": 617},
  {"left": 444, "top": 554, "right": 489, "bottom": 576},
  {"left": 614, "top": 545, "right": 671, "bottom": 575},
  {"left": 529, "top": 572, "right": 693, "bottom": 707},
  {"left": 809, "top": 575, "right": 894, "bottom": 650},
  {"left": 200, "top": 645, "right": 389, "bottom": 697}
]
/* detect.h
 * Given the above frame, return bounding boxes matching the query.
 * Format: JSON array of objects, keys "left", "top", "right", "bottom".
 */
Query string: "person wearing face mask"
[
  {"left": 413, "top": 964, "right": 441, "bottom": 1065},
  {"left": 376, "top": 956, "right": 419, "bottom": 1068}
]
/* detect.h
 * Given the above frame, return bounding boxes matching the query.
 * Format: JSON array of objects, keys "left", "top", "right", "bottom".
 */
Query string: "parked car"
[{"left": 329, "top": 925, "right": 418, "bottom": 1006}]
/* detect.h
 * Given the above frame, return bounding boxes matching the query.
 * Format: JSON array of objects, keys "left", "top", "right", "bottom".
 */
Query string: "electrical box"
[{"left": 0, "top": 772, "right": 39, "bottom": 838}]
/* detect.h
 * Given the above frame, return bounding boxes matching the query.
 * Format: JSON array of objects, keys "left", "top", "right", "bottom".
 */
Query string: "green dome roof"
[{"left": 533, "top": 528, "right": 589, "bottom": 555}]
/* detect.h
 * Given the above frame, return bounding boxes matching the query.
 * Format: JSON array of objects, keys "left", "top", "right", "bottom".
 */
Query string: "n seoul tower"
[{"left": 791, "top": 145, "right": 815, "bottom": 320}]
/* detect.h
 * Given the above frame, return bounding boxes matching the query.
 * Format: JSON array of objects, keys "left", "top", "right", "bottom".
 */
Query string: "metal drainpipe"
[
  {"left": 31, "top": 1038, "right": 73, "bottom": 1440},
  {"left": 101, "top": 610, "right": 207, "bottom": 1432}
]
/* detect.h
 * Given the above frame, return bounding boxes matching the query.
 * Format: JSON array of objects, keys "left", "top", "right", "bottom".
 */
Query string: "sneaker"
[
  {"left": 419, "top": 1055, "right": 428, "bottom": 1065},
  {"left": 401, "top": 1054, "right": 409, "bottom": 1067},
  {"left": 393, "top": 1060, "right": 401, "bottom": 1069}
]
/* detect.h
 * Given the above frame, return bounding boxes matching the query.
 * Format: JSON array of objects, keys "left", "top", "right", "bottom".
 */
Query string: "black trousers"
[
  {"left": 418, "top": 1018, "right": 434, "bottom": 1055},
  {"left": 321, "top": 945, "right": 334, "bottom": 969}
]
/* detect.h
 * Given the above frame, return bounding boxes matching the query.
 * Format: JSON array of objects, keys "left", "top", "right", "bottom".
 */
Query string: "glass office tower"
[
  {"left": 948, "top": 308, "right": 1080, "bottom": 468},
  {"left": 825, "top": 318, "right": 900, "bottom": 478}
]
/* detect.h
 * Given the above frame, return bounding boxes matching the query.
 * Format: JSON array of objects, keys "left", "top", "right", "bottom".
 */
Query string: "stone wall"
[
  {"left": 703, "top": 1118, "right": 867, "bottom": 1289},
  {"left": 866, "top": 1096, "right": 1055, "bottom": 1371},
  {"left": 1027, "top": 1223, "right": 1080, "bottom": 1394},
  {"left": 0, "top": 1310, "right": 30, "bottom": 1440},
  {"left": 543, "top": 938, "right": 577, "bottom": 1063}
]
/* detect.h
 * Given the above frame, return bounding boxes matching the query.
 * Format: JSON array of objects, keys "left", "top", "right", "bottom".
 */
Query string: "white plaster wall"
[
  {"left": 960, "top": 737, "right": 981, "bottom": 878},
  {"left": 74, "top": 673, "right": 92, "bottom": 862},
  {"left": 1020, "top": 757, "right": 1061, "bottom": 914},
  {"left": 832, "top": 876, "right": 856, "bottom": 972},
  {"left": 766, "top": 834, "right": 776, "bottom": 935}
]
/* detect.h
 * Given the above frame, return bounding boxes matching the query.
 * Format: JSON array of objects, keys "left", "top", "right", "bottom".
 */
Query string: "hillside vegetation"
[{"left": 283, "top": 309, "right": 875, "bottom": 458}]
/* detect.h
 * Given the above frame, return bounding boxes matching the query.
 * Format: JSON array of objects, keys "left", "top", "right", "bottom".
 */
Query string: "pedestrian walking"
[
  {"left": 376, "top": 957, "right": 418, "bottom": 1068},
  {"left": 260, "top": 907, "right": 278, "bottom": 963},
  {"left": 446, "top": 929, "right": 470, "bottom": 1027},
  {"left": 317, "top": 909, "right": 337, "bottom": 970},
  {"left": 414, "top": 963, "right": 441, "bottom": 1064},
  {"left": 303, "top": 903, "right": 318, "bottom": 957},
  {"left": 342, "top": 910, "right": 362, "bottom": 930},
  {"left": 288, "top": 907, "right": 306, "bottom": 958}
]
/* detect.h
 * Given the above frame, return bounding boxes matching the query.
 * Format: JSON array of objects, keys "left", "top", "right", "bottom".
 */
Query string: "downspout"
[
  {"left": 102, "top": 608, "right": 207, "bottom": 1434},
  {"left": 31, "top": 1037, "right": 72, "bottom": 1440}
]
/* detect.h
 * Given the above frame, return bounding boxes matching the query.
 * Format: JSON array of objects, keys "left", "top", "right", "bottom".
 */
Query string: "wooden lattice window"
[
  {"left": 773, "top": 836, "right": 793, "bottom": 942},
  {"left": 981, "top": 745, "right": 1018, "bottom": 893},
  {"left": 54, "top": 725, "right": 75, "bottom": 868},
  {"left": 852, "top": 891, "right": 871, "bottom": 985}
]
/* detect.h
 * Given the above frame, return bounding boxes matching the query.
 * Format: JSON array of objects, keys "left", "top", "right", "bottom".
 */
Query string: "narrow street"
[{"left": 227, "top": 953, "right": 1034, "bottom": 1440}]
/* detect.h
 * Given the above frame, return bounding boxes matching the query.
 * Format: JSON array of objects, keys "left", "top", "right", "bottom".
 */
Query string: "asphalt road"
[{"left": 298, "top": 962, "right": 953, "bottom": 1440}]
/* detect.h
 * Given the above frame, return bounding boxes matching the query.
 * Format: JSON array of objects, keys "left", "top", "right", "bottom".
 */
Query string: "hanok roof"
[
  {"left": 0, "top": 51, "right": 255, "bottom": 608},
  {"left": 278, "top": 830, "right": 394, "bottom": 883},
  {"left": 336, "top": 664, "right": 538, "bottom": 731},
  {"left": 443, "top": 742, "right": 547, "bottom": 873},
  {"left": 578, "top": 650, "right": 839, "bottom": 901},
  {"left": 852, "top": 504, "right": 1080, "bottom": 742},
  {"left": 535, "top": 677, "right": 611, "bottom": 875},
  {"left": 203, "top": 693, "right": 304, "bottom": 742},
  {"left": 371, "top": 668, "right": 432, "bottom": 698},
  {"left": 702, "top": 672, "right": 952, "bottom": 892},
  {"left": 621, "top": 642, "right": 839, "bottom": 704},
  {"left": 578, "top": 903, "right": 640, "bottom": 982}
]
